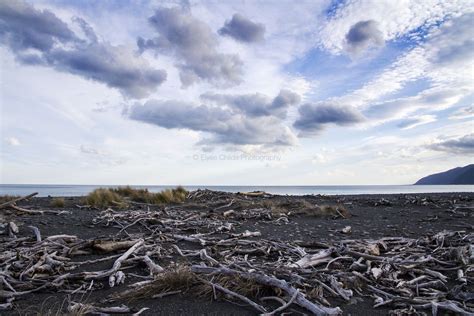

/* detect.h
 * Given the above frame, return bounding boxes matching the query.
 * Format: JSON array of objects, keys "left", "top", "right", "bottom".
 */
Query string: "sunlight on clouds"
[{"left": 0, "top": 0, "right": 472, "bottom": 185}]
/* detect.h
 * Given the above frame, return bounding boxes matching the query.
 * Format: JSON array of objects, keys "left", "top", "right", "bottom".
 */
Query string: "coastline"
[{"left": 1, "top": 190, "right": 473, "bottom": 315}]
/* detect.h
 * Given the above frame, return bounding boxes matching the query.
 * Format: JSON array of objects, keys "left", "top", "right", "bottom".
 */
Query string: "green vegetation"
[
  {"left": 84, "top": 186, "right": 188, "bottom": 208},
  {"left": 50, "top": 197, "right": 65, "bottom": 208}
]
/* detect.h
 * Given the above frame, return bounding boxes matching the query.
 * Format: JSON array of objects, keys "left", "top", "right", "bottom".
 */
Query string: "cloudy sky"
[{"left": 1, "top": 0, "right": 473, "bottom": 185}]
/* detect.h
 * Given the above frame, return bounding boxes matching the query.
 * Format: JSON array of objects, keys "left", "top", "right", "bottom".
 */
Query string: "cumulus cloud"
[
  {"left": 201, "top": 89, "right": 300, "bottom": 118},
  {"left": 5, "top": 137, "right": 21, "bottom": 146},
  {"left": 0, "top": 0, "right": 166, "bottom": 98},
  {"left": 138, "top": 7, "right": 243, "bottom": 88},
  {"left": 429, "top": 134, "right": 474, "bottom": 154},
  {"left": 128, "top": 99, "right": 297, "bottom": 147},
  {"left": 345, "top": 20, "right": 384, "bottom": 55},
  {"left": 397, "top": 115, "right": 436, "bottom": 130},
  {"left": 293, "top": 103, "right": 364, "bottom": 135},
  {"left": 219, "top": 14, "right": 265, "bottom": 43}
]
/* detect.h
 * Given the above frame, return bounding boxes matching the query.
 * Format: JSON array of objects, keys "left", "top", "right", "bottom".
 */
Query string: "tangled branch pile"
[{"left": 0, "top": 190, "right": 473, "bottom": 315}]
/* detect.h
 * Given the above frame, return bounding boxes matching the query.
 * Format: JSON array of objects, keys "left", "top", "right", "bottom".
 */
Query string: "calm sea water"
[{"left": 1, "top": 184, "right": 473, "bottom": 197}]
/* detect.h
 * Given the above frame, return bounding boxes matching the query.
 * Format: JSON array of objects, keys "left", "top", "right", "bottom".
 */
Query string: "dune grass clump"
[
  {"left": 84, "top": 186, "right": 188, "bottom": 208},
  {"left": 310, "top": 204, "right": 351, "bottom": 218},
  {"left": 115, "top": 264, "right": 198, "bottom": 301},
  {"left": 84, "top": 188, "right": 125, "bottom": 208},
  {"left": 16, "top": 295, "right": 89, "bottom": 316},
  {"left": 113, "top": 264, "right": 275, "bottom": 303},
  {"left": 50, "top": 197, "right": 65, "bottom": 208},
  {"left": 261, "top": 199, "right": 351, "bottom": 218},
  {"left": 111, "top": 185, "right": 188, "bottom": 204},
  {"left": 0, "top": 195, "right": 20, "bottom": 204},
  {"left": 151, "top": 186, "right": 188, "bottom": 204}
]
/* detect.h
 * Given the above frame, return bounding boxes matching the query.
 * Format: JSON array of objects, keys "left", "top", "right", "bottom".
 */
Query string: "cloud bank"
[
  {"left": 429, "top": 134, "right": 474, "bottom": 154},
  {"left": 0, "top": 0, "right": 167, "bottom": 98},
  {"left": 294, "top": 103, "right": 364, "bottom": 135},
  {"left": 201, "top": 89, "right": 300, "bottom": 118},
  {"left": 138, "top": 7, "right": 243, "bottom": 88},
  {"left": 128, "top": 99, "right": 297, "bottom": 147}
]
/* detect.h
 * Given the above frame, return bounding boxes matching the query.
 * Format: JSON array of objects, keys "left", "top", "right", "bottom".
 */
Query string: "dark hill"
[{"left": 415, "top": 164, "right": 474, "bottom": 185}]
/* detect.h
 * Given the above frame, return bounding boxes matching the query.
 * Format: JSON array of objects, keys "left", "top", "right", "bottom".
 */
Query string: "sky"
[{"left": 0, "top": 0, "right": 473, "bottom": 185}]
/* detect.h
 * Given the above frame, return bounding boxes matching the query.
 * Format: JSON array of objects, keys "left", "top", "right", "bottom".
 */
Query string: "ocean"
[{"left": 1, "top": 184, "right": 473, "bottom": 197}]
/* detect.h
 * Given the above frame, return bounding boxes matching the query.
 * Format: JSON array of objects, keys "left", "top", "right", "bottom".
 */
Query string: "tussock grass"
[
  {"left": 112, "top": 185, "right": 187, "bottom": 204},
  {"left": 0, "top": 195, "right": 20, "bottom": 204},
  {"left": 114, "top": 264, "right": 276, "bottom": 303},
  {"left": 201, "top": 275, "right": 277, "bottom": 298},
  {"left": 84, "top": 188, "right": 126, "bottom": 209},
  {"left": 314, "top": 204, "right": 351, "bottom": 218},
  {"left": 262, "top": 199, "right": 351, "bottom": 218},
  {"left": 15, "top": 295, "right": 88, "bottom": 316},
  {"left": 117, "top": 264, "right": 198, "bottom": 301},
  {"left": 50, "top": 197, "right": 65, "bottom": 208},
  {"left": 85, "top": 186, "right": 188, "bottom": 208}
]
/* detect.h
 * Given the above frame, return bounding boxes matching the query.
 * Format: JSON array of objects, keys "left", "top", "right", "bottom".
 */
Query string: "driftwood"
[
  {"left": 1, "top": 190, "right": 473, "bottom": 315},
  {"left": 0, "top": 192, "right": 38, "bottom": 209},
  {"left": 192, "top": 265, "right": 342, "bottom": 315}
]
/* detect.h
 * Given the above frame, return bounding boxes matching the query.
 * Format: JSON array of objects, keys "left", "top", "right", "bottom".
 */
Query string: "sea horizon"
[{"left": 1, "top": 183, "right": 473, "bottom": 197}]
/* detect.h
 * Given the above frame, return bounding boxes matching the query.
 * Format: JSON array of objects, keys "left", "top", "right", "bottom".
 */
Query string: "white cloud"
[
  {"left": 398, "top": 115, "right": 437, "bottom": 130},
  {"left": 450, "top": 105, "right": 474, "bottom": 120},
  {"left": 318, "top": 0, "right": 473, "bottom": 55},
  {"left": 5, "top": 137, "right": 21, "bottom": 146}
]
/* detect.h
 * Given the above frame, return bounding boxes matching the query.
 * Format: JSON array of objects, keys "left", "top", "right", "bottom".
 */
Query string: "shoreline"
[{"left": 1, "top": 190, "right": 473, "bottom": 315}]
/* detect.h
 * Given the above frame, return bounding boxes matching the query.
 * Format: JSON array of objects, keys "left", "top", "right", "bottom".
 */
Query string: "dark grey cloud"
[
  {"left": 218, "top": 14, "right": 265, "bottom": 43},
  {"left": 128, "top": 99, "right": 297, "bottom": 147},
  {"left": 0, "top": 0, "right": 166, "bottom": 98},
  {"left": 293, "top": 103, "right": 364, "bottom": 135},
  {"left": 201, "top": 89, "right": 300, "bottom": 118},
  {"left": 0, "top": 0, "right": 76, "bottom": 52},
  {"left": 345, "top": 20, "right": 384, "bottom": 55},
  {"left": 138, "top": 7, "right": 243, "bottom": 88},
  {"left": 429, "top": 134, "right": 474, "bottom": 154}
]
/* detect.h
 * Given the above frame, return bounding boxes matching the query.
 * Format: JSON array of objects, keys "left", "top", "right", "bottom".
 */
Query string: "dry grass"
[
  {"left": 15, "top": 295, "right": 88, "bottom": 316},
  {"left": 200, "top": 275, "right": 278, "bottom": 298},
  {"left": 84, "top": 188, "right": 126, "bottom": 209},
  {"left": 111, "top": 186, "right": 188, "bottom": 204},
  {"left": 113, "top": 264, "right": 277, "bottom": 303},
  {"left": 84, "top": 186, "right": 188, "bottom": 209},
  {"left": 116, "top": 264, "right": 198, "bottom": 301},
  {"left": 0, "top": 195, "right": 20, "bottom": 204},
  {"left": 312, "top": 204, "right": 351, "bottom": 218},
  {"left": 50, "top": 197, "right": 65, "bottom": 208},
  {"left": 262, "top": 199, "right": 350, "bottom": 218}
]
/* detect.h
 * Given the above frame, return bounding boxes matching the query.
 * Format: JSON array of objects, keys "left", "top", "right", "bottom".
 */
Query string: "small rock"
[{"left": 342, "top": 226, "right": 352, "bottom": 234}]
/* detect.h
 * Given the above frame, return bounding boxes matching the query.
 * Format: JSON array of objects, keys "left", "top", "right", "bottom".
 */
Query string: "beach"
[{"left": 1, "top": 190, "right": 473, "bottom": 315}]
